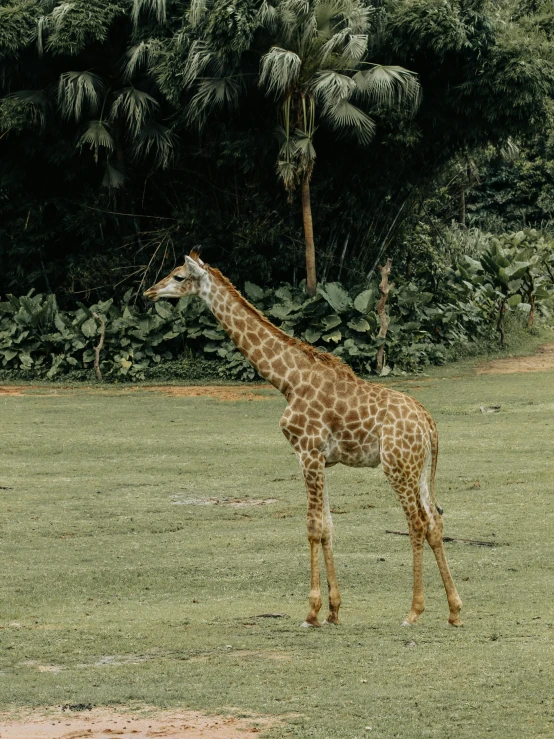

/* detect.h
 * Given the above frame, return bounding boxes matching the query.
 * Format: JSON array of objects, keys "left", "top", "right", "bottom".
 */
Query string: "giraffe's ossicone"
[{"left": 144, "top": 252, "right": 463, "bottom": 627}]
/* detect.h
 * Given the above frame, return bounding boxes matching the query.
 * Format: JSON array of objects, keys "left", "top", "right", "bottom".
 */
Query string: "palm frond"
[
  {"left": 36, "top": 15, "right": 49, "bottom": 57},
  {"left": 135, "top": 121, "right": 176, "bottom": 169},
  {"left": 310, "top": 69, "right": 355, "bottom": 104},
  {"left": 353, "top": 65, "right": 421, "bottom": 113},
  {"left": 259, "top": 47, "right": 301, "bottom": 97},
  {"left": 58, "top": 71, "right": 105, "bottom": 122},
  {"left": 293, "top": 128, "right": 316, "bottom": 163},
  {"left": 319, "top": 28, "right": 350, "bottom": 64},
  {"left": 322, "top": 98, "right": 376, "bottom": 144},
  {"left": 277, "top": 158, "right": 297, "bottom": 191},
  {"left": 132, "top": 0, "right": 166, "bottom": 26},
  {"left": 279, "top": 0, "right": 311, "bottom": 21},
  {"left": 277, "top": 131, "right": 296, "bottom": 161},
  {"left": 10, "top": 90, "right": 49, "bottom": 128},
  {"left": 340, "top": 33, "right": 367, "bottom": 64},
  {"left": 258, "top": 0, "right": 278, "bottom": 32},
  {"left": 77, "top": 120, "right": 114, "bottom": 163},
  {"left": 315, "top": 1, "right": 339, "bottom": 36},
  {"left": 174, "top": 28, "right": 188, "bottom": 49},
  {"left": 122, "top": 41, "right": 155, "bottom": 80},
  {"left": 49, "top": 2, "right": 74, "bottom": 31},
  {"left": 181, "top": 40, "right": 218, "bottom": 88},
  {"left": 333, "top": 0, "right": 373, "bottom": 34},
  {"left": 35, "top": 2, "right": 73, "bottom": 56},
  {"left": 188, "top": 0, "right": 211, "bottom": 27},
  {"left": 186, "top": 77, "right": 240, "bottom": 129},
  {"left": 110, "top": 87, "right": 159, "bottom": 137},
  {"left": 277, "top": 0, "right": 312, "bottom": 45},
  {"left": 297, "top": 15, "right": 318, "bottom": 57},
  {"left": 102, "top": 161, "right": 126, "bottom": 189},
  {"left": 499, "top": 137, "right": 520, "bottom": 162}
]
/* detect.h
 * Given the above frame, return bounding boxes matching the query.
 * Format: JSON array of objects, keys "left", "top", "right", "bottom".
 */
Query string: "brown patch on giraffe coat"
[{"left": 272, "top": 357, "right": 287, "bottom": 376}]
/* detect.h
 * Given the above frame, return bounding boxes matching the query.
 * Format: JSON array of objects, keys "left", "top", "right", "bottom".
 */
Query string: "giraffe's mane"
[{"left": 207, "top": 265, "right": 355, "bottom": 376}]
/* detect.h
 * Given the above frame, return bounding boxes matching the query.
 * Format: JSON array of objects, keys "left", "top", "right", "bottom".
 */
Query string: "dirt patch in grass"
[
  {"left": 140, "top": 385, "right": 274, "bottom": 401},
  {"left": 170, "top": 496, "right": 278, "bottom": 507},
  {"left": 0, "top": 384, "right": 275, "bottom": 401},
  {"left": 0, "top": 707, "right": 273, "bottom": 738},
  {"left": 477, "top": 343, "right": 554, "bottom": 374},
  {"left": 0, "top": 386, "right": 27, "bottom": 396}
]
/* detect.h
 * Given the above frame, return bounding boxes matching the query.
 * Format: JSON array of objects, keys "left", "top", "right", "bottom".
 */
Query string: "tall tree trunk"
[
  {"left": 376, "top": 259, "right": 393, "bottom": 373},
  {"left": 459, "top": 186, "right": 466, "bottom": 229},
  {"left": 526, "top": 274, "right": 535, "bottom": 327},
  {"left": 497, "top": 298, "right": 506, "bottom": 348},
  {"left": 301, "top": 175, "right": 316, "bottom": 297}
]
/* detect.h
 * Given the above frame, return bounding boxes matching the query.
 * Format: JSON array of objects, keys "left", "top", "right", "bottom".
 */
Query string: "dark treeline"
[{"left": 1, "top": 0, "right": 554, "bottom": 307}]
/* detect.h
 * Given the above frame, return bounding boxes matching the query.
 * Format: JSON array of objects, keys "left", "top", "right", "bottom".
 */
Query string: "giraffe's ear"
[
  {"left": 189, "top": 247, "right": 204, "bottom": 265},
  {"left": 184, "top": 255, "right": 207, "bottom": 279}
]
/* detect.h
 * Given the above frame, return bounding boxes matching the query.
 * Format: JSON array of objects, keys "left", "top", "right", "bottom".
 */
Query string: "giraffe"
[{"left": 144, "top": 252, "right": 463, "bottom": 628}]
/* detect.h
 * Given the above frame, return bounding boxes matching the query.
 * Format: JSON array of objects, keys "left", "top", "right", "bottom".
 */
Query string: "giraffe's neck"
[{"left": 199, "top": 269, "right": 308, "bottom": 395}]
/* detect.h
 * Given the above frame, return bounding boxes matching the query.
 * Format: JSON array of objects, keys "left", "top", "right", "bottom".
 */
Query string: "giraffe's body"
[{"left": 145, "top": 253, "right": 463, "bottom": 627}]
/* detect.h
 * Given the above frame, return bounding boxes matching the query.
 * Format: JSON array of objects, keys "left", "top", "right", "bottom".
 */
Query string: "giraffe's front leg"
[{"left": 300, "top": 451, "right": 326, "bottom": 627}]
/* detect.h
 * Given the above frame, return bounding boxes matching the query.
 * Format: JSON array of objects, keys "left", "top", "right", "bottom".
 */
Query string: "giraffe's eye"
[{"left": 173, "top": 275, "right": 185, "bottom": 283}]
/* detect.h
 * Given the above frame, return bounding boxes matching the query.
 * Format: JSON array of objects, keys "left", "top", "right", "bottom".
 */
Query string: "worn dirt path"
[
  {"left": 476, "top": 343, "right": 554, "bottom": 374},
  {"left": 0, "top": 707, "right": 271, "bottom": 739}
]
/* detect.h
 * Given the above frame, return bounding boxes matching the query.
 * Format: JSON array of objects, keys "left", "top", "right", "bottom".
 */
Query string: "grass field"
[{"left": 1, "top": 359, "right": 553, "bottom": 738}]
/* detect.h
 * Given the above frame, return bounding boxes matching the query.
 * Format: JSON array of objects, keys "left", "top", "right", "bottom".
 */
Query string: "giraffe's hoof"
[
  {"left": 401, "top": 619, "right": 418, "bottom": 627},
  {"left": 448, "top": 618, "right": 464, "bottom": 627},
  {"left": 323, "top": 616, "right": 340, "bottom": 626},
  {"left": 301, "top": 620, "right": 321, "bottom": 628}
]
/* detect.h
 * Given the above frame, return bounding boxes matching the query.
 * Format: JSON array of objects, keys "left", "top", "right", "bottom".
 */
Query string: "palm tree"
[
  {"left": 180, "top": 0, "right": 420, "bottom": 295},
  {"left": 9, "top": 1, "right": 175, "bottom": 190},
  {"left": 256, "top": 0, "right": 421, "bottom": 295}
]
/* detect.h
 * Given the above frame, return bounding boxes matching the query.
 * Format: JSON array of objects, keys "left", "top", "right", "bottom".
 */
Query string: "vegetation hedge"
[{"left": 1, "top": 230, "right": 552, "bottom": 382}]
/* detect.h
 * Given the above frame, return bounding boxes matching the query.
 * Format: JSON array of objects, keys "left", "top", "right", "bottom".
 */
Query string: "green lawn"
[{"left": 1, "top": 367, "right": 553, "bottom": 738}]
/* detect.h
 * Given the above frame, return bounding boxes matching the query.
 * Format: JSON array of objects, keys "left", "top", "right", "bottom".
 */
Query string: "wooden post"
[
  {"left": 301, "top": 175, "right": 317, "bottom": 297},
  {"left": 376, "top": 259, "right": 393, "bottom": 374},
  {"left": 92, "top": 312, "right": 106, "bottom": 382}
]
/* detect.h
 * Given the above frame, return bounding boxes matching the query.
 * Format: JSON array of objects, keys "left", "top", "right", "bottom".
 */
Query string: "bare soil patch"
[
  {"left": 0, "top": 707, "right": 272, "bottom": 739},
  {"left": 0, "top": 385, "right": 275, "bottom": 401},
  {"left": 476, "top": 343, "right": 554, "bottom": 375},
  {"left": 141, "top": 385, "right": 274, "bottom": 401},
  {"left": 0, "top": 386, "right": 26, "bottom": 396},
  {"left": 170, "top": 496, "right": 278, "bottom": 507}
]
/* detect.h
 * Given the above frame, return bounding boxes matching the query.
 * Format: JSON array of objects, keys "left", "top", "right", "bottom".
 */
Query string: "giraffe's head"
[{"left": 143, "top": 251, "right": 208, "bottom": 301}]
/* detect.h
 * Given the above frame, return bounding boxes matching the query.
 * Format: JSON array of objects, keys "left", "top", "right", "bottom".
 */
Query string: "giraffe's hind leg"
[
  {"left": 426, "top": 512, "right": 463, "bottom": 626},
  {"left": 321, "top": 480, "right": 341, "bottom": 624},
  {"left": 383, "top": 455, "right": 463, "bottom": 626},
  {"left": 383, "top": 464, "right": 429, "bottom": 625}
]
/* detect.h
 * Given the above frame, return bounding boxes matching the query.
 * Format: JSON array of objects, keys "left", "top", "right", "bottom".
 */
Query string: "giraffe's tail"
[
  {"left": 429, "top": 421, "right": 443, "bottom": 516},
  {"left": 417, "top": 425, "right": 442, "bottom": 532}
]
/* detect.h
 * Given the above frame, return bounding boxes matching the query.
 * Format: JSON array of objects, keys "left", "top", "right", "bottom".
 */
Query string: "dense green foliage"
[
  {"left": 1, "top": 0, "right": 553, "bottom": 307},
  {"left": 1, "top": 230, "right": 552, "bottom": 380}
]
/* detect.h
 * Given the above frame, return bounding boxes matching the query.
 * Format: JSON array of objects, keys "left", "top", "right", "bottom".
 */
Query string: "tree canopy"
[{"left": 1, "top": 0, "right": 553, "bottom": 303}]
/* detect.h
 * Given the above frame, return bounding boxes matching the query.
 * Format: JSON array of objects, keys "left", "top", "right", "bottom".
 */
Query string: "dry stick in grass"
[
  {"left": 92, "top": 312, "right": 106, "bottom": 382},
  {"left": 385, "top": 530, "right": 497, "bottom": 547},
  {"left": 376, "top": 259, "right": 393, "bottom": 374}
]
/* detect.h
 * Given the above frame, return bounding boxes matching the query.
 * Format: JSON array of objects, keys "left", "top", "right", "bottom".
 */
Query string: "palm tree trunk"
[
  {"left": 376, "top": 259, "right": 393, "bottom": 373},
  {"left": 301, "top": 175, "right": 317, "bottom": 297}
]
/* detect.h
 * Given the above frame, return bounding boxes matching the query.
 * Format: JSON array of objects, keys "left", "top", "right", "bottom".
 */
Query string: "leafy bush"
[{"left": 1, "top": 234, "right": 551, "bottom": 382}]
